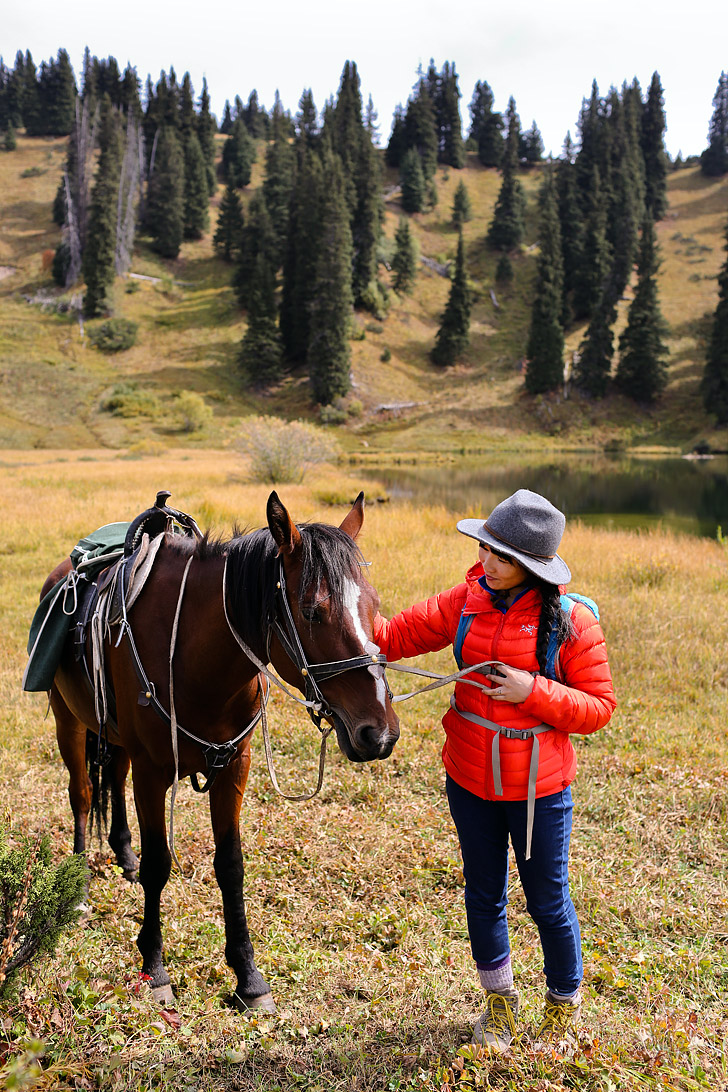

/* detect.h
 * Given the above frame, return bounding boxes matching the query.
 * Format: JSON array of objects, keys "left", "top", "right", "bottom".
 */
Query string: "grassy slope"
[
  {"left": 0, "top": 134, "right": 727, "bottom": 454},
  {"left": 1, "top": 459, "right": 727, "bottom": 1090}
]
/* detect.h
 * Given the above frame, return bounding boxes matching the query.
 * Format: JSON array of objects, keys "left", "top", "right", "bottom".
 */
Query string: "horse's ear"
[
  {"left": 267, "top": 491, "right": 302, "bottom": 554},
  {"left": 339, "top": 491, "right": 365, "bottom": 541}
]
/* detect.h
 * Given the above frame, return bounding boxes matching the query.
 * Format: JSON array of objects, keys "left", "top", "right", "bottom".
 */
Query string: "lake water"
[{"left": 359, "top": 454, "right": 728, "bottom": 540}]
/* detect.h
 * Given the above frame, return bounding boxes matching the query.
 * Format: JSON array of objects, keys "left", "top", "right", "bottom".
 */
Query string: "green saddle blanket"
[{"left": 23, "top": 522, "right": 130, "bottom": 693}]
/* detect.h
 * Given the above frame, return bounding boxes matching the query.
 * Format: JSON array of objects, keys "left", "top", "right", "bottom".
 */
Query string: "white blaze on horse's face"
[{"left": 343, "top": 577, "right": 388, "bottom": 711}]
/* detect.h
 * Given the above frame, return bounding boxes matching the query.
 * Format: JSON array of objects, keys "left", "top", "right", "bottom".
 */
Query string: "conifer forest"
[{"left": 1, "top": 47, "right": 728, "bottom": 423}]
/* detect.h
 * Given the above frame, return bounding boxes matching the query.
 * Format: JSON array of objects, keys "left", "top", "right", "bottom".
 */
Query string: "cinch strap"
[{"left": 449, "top": 695, "right": 551, "bottom": 861}]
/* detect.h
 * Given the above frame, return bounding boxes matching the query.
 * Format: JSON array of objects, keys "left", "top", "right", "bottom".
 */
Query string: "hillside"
[{"left": 1, "top": 133, "right": 727, "bottom": 454}]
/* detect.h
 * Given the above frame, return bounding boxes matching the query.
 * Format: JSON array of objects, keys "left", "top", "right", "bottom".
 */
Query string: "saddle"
[{"left": 23, "top": 491, "right": 201, "bottom": 695}]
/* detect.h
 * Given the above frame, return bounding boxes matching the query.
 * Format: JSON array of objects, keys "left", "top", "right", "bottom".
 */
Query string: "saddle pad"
[{"left": 23, "top": 576, "right": 86, "bottom": 692}]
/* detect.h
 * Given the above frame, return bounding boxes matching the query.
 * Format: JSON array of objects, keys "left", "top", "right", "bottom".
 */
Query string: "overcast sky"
[{"left": 5, "top": 0, "right": 726, "bottom": 158}]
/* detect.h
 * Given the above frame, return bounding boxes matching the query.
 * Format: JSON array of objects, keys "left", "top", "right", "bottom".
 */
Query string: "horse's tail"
[{"left": 85, "top": 730, "right": 110, "bottom": 844}]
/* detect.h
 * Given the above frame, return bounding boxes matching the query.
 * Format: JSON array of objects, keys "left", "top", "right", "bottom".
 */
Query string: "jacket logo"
[{"left": 520, "top": 624, "right": 537, "bottom": 635}]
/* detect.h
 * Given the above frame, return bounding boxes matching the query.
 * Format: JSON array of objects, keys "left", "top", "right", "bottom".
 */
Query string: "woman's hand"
[{"left": 486, "top": 664, "right": 536, "bottom": 703}]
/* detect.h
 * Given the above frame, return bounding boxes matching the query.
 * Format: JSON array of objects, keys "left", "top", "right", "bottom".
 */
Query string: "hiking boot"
[
  {"left": 534, "top": 990, "right": 582, "bottom": 1043},
  {"left": 471, "top": 988, "right": 520, "bottom": 1053}
]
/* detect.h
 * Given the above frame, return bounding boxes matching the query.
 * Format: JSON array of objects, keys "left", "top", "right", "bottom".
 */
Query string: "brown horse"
[{"left": 43, "top": 492, "right": 399, "bottom": 1012}]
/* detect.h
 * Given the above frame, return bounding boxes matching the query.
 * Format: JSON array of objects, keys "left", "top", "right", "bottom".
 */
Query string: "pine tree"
[
  {"left": 616, "top": 216, "right": 668, "bottom": 402},
  {"left": 641, "top": 72, "right": 667, "bottom": 220},
  {"left": 435, "top": 61, "right": 465, "bottom": 168},
  {"left": 146, "top": 126, "right": 184, "bottom": 259},
  {"left": 3, "top": 123, "right": 16, "bottom": 151},
  {"left": 220, "top": 100, "right": 233, "bottom": 134},
  {"left": 20, "top": 51, "right": 40, "bottom": 136},
  {"left": 178, "top": 72, "right": 196, "bottom": 138},
  {"left": 263, "top": 124, "right": 296, "bottom": 267},
  {"left": 452, "top": 180, "right": 472, "bottom": 226},
  {"left": 183, "top": 131, "right": 210, "bottom": 239},
  {"left": 307, "top": 154, "right": 353, "bottom": 404},
  {"left": 701, "top": 71, "right": 728, "bottom": 177},
  {"left": 521, "top": 120, "right": 544, "bottom": 164},
  {"left": 701, "top": 218, "right": 728, "bottom": 421},
  {"left": 404, "top": 79, "right": 438, "bottom": 181},
  {"left": 221, "top": 117, "right": 256, "bottom": 188},
  {"left": 234, "top": 190, "right": 277, "bottom": 308},
  {"left": 431, "top": 230, "right": 471, "bottom": 366},
  {"left": 213, "top": 182, "right": 244, "bottom": 261},
  {"left": 572, "top": 165, "right": 610, "bottom": 321},
  {"left": 296, "top": 88, "right": 318, "bottom": 147},
  {"left": 197, "top": 77, "right": 217, "bottom": 195},
  {"left": 243, "top": 89, "right": 268, "bottom": 139},
  {"left": 574, "top": 295, "right": 617, "bottom": 398},
  {"left": 400, "top": 146, "right": 426, "bottom": 213},
  {"left": 468, "top": 80, "right": 504, "bottom": 167},
  {"left": 280, "top": 148, "right": 324, "bottom": 363},
  {"left": 239, "top": 251, "right": 283, "bottom": 388},
  {"left": 365, "top": 94, "right": 380, "bottom": 145},
  {"left": 83, "top": 97, "right": 122, "bottom": 316},
  {"left": 603, "top": 85, "right": 644, "bottom": 308},
  {"left": 392, "top": 217, "right": 418, "bottom": 294},
  {"left": 44, "top": 49, "right": 76, "bottom": 136},
  {"left": 525, "top": 172, "right": 564, "bottom": 394},
  {"left": 352, "top": 133, "right": 383, "bottom": 306},
  {"left": 555, "top": 134, "right": 583, "bottom": 325},
  {"left": 487, "top": 97, "right": 525, "bottom": 250},
  {"left": 385, "top": 104, "right": 407, "bottom": 167}
]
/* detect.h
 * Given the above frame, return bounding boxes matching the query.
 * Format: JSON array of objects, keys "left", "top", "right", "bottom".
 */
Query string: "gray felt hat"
[{"left": 457, "top": 489, "right": 571, "bottom": 585}]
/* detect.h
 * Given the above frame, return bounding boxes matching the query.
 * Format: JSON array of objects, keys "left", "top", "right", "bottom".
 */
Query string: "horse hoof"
[
  {"left": 232, "top": 991, "right": 276, "bottom": 1014},
  {"left": 150, "top": 982, "right": 176, "bottom": 1005},
  {"left": 122, "top": 868, "right": 139, "bottom": 883}
]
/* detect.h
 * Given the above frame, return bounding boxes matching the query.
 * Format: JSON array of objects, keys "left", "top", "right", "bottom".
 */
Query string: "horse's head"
[{"left": 266, "top": 491, "right": 400, "bottom": 763}]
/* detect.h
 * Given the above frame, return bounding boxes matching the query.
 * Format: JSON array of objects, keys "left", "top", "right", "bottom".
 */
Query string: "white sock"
[{"left": 478, "top": 958, "right": 514, "bottom": 992}]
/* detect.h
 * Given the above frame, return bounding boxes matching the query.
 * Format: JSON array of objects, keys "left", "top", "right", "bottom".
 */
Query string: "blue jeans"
[{"left": 446, "top": 775, "right": 583, "bottom": 996}]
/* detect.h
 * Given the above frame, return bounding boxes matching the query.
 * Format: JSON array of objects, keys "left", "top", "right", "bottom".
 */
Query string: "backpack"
[{"left": 453, "top": 592, "right": 599, "bottom": 682}]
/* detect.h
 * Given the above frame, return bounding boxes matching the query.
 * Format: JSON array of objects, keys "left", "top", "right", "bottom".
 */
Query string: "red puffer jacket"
[{"left": 373, "top": 563, "right": 616, "bottom": 801}]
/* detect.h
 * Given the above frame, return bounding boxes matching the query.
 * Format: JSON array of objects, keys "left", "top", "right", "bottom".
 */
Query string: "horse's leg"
[
  {"left": 132, "top": 762, "right": 175, "bottom": 1004},
  {"left": 51, "top": 687, "right": 92, "bottom": 858},
  {"left": 106, "top": 745, "right": 139, "bottom": 881},
  {"left": 209, "top": 744, "right": 275, "bottom": 1012}
]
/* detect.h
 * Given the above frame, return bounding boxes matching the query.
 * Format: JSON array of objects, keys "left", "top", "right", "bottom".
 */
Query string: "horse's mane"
[{"left": 171, "top": 522, "right": 364, "bottom": 647}]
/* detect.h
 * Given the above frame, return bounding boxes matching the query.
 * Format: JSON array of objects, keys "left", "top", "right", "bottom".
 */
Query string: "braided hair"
[{"left": 534, "top": 579, "right": 574, "bottom": 676}]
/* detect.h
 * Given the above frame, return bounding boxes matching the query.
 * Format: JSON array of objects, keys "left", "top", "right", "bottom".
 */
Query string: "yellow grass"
[{"left": 1, "top": 455, "right": 726, "bottom": 1090}]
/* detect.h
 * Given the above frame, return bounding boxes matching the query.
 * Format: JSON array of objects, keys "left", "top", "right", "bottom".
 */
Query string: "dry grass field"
[
  {"left": 1, "top": 136, "right": 727, "bottom": 456},
  {"left": 1, "top": 453, "right": 727, "bottom": 1090}
]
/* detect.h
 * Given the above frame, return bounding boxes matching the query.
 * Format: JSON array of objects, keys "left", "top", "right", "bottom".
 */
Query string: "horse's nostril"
[{"left": 358, "top": 722, "right": 396, "bottom": 756}]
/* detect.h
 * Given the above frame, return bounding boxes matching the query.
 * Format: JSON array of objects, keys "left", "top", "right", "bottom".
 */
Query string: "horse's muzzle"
[{"left": 330, "top": 708, "right": 400, "bottom": 763}]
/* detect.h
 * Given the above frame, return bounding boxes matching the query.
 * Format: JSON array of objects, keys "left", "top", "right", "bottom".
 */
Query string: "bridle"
[{"left": 268, "top": 555, "right": 391, "bottom": 730}]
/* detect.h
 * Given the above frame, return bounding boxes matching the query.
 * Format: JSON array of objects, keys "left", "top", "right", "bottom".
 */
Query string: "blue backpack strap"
[
  {"left": 453, "top": 611, "right": 476, "bottom": 669},
  {"left": 544, "top": 593, "right": 599, "bottom": 681}
]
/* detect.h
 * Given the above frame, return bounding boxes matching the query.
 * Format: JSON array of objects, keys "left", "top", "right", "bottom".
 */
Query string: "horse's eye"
[{"left": 301, "top": 605, "right": 321, "bottom": 624}]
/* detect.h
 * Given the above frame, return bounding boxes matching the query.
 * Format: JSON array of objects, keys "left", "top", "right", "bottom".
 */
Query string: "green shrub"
[
  {"left": 20, "top": 165, "right": 46, "bottom": 178},
  {"left": 359, "top": 279, "right": 390, "bottom": 320},
  {"left": 380, "top": 347, "right": 392, "bottom": 363},
  {"left": 0, "top": 824, "right": 88, "bottom": 1001},
  {"left": 174, "top": 390, "right": 213, "bottom": 433},
  {"left": 89, "top": 318, "right": 138, "bottom": 353},
  {"left": 236, "top": 416, "right": 340, "bottom": 483},
  {"left": 347, "top": 399, "right": 363, "bottom": 418},
  {"left": 101, "top": 383, "right": 161, "bottom": 418},
  {"left": 319, "top": 403, "right": 348, "bottom": 425}
]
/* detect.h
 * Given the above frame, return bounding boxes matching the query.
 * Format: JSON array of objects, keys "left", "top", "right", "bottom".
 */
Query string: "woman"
[{"left": 373, "top": 489, "right": 616, "bottom": 1051}]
